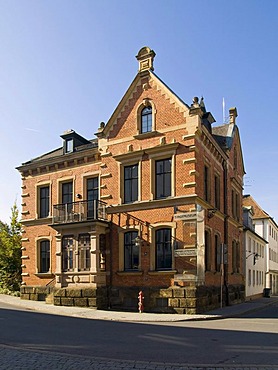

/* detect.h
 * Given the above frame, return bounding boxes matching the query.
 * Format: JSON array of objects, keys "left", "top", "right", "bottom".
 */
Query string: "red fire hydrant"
[{"left": 138, "top": 290, "right": 144, "bottom": 313}]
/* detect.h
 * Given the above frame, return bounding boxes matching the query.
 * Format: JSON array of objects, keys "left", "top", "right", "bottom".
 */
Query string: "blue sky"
[{"left": 0, "top": 0, "right": 277, "bottom": 223}]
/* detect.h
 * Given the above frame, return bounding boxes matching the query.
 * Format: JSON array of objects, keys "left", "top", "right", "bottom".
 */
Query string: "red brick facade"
[{"left": 17, "top": 47, "right": 245, "bottom": 312}]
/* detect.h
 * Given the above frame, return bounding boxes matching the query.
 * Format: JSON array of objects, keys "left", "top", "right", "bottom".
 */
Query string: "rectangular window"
[
  {"left": 205, "top": 230, "right": 211, "bottom": 271},
  {"left": 124, "top": 231, "right": 139, "bottom": 270},
  {"left": 232, "top": 241, "right": 240, "bottom": 273},
  {"left": 62, "top": 182, "right": 73, "bottom": 205},
  {"left": 78, "top": 234, "right": 91, "bottom": 271},
  {"left": 39, "top": 240, "right": 50, "bottom": 273},
  {"left": 214, "top": 174, "right": 220, "bottom": 210},
  {"left": 248, "top": 269, "right": 251, "bottom": 286},
  {"left": 204, "top": 166, "right": 210, "bottom": 202},
  {"left": 248, "top": 237, "right": 251, "bottom": 253},
  {"left": 124, "top": 164, "right": 138, "bottom": 203},
  {"left": 236, "top": 192, "right": 240, "bottom": 220},
  {"left": 215, "top": 234, "right": 221, "bottom": 272},
  {"left": 155, "top": 158, "right": 171, "bottom": 199},
  {"left": 232, "top": 190, "right": 236, "bottom": 218},
  {"left": 87, "top": 177, "right": 99, "bottom": 218},
  {"left": 62, "top": 236, "right": 74, "bottom": 272},
  {"left": 39, "top": 186, "right": 50, "bottom": 218},
  {"left": 65, "top": 138, "right": 73, "bottom": 153},
  {"left": 156, "top": 228, "right": 172, "bottom": 270},
  {"left": 62, "top": 181, "right": 73, "bottom": 215}
]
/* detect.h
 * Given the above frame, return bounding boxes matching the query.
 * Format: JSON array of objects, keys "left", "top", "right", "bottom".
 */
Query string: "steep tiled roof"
[{"left": 243, "top": 195, "right": 269, "bottom": 219}]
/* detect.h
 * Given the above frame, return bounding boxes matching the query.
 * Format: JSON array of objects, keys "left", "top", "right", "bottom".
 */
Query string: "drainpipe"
[
  {"left": 108, "top": 221, "right": 113, "bottom": 309},
  {"left": 223, "top": 160, "right": 229, "bottom": 306}
]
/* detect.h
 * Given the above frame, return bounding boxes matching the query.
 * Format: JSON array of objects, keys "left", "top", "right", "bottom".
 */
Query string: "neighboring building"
[
  {"left": 243, "top": 195, "right": 278, "bottom": 296},
  {"left": 17, "top": 47, "right": 246, "bottom": 313},
  {"left": 243, "top": 205, "right": 267, "bottom": 299}
]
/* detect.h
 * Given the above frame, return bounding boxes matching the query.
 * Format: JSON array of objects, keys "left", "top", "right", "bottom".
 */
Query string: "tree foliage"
[{"left": 0, "top": 204, "right": 22, "bottom": 292}]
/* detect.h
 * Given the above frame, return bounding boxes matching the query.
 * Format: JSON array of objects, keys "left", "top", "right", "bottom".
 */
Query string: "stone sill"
[
  {"left": 148, "top": 270, "right": 177, "bottom": 276},
  {"left": 117, "top": 271, "right": 143, "bottom": 276},
  {"left": 35, "top": 273, "right": 55, "bottom": 278}
]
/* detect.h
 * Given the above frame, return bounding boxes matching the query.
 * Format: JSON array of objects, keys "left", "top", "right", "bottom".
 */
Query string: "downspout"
[
  {"left": 108, "top": 221, "right": 113, "bottom": 309},
  {"left": 223, "top": 160, "right": 229, "bottom": 306}
]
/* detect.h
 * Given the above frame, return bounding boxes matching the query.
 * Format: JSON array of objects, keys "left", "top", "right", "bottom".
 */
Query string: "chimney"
[{"left": 229, "top": 107, "right": 238, "bottom": 124}]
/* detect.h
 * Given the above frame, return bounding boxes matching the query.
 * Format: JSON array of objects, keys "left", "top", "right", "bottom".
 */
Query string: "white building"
[
  {"left": 243, "top": 205, "right": 267, "bottom": 299},
  {"left": 243, "top": 195, "right": 278, "bottom": 296}
]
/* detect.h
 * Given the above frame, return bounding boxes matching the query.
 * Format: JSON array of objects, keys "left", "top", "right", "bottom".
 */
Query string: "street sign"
[
  {"left": 174, "top": 248, "right": 197, "bottom": 257},
  {"left": 174, "top": 212, "right": 197, "bottom": 221}
]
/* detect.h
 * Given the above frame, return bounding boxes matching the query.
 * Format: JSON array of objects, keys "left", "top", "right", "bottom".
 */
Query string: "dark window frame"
[
  {"left": 87, "top": 177, "right": 99, "bottom": 218},
  {"left": 215, "top": 234, "right": 221, "bottom": 272},
  {"left": 62, "top": 235, "right": 74, "bottom": 272},
  {"left": 204, "top": 165, "right": 210, "bottom": 202},
  {"left": 141, "top": 106, "right": 152, "bottom": 133},
  {"left": 205, "top": 230, "right": 211, "bottom": 271},
  {"left": 124, "top": 231, "right": 139, "bottom": 271},
  {"left": 214, "top": 174, "right": 220, "bottom": 210},
  {"left": 155, "top": 158, "right": 172, "bottom": 199},
  {"left": 39, "top": 240, "right": 50, "bottom": 273},
  {"left": 155, "top": 228, "right": 172, "bottom": 270},
  {"left": 124, "top": 164, "right": 138, "bottom": 203},
  {"left": 39, "top": 185, "right": 50, "bottom": 218},
  {"left": 78, "top": 234, "right": 91, "bottom": 271}
]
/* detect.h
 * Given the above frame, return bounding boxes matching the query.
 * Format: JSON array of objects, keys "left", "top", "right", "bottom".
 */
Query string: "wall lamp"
[
  {"left": 246, "top": 252, "right": 259, "bottom": 265},
  {"left": 207, "top": 208, "right": 217, "bottom": 219},
  {"left": 134, "top": 236, "right": 142, "bottom": 247}
]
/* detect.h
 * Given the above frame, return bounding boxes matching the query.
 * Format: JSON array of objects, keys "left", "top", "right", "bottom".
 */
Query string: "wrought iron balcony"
[{"left": 52, "top": 200, "right": 107, "bottom": 224}]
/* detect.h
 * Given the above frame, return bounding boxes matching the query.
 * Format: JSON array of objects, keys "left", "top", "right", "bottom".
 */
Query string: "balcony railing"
[{"left": 52, "top": 200, "right": 107, "bottom": 224}]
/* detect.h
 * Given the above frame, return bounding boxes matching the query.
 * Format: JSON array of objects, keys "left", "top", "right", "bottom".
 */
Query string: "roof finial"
[{"left": 136, "top": 46, "right": 156, "bottom": 72}]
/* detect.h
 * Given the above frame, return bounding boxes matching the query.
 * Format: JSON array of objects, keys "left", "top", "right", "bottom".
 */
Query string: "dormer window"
[
  {"left": 60, "top": 129, "right": 91, "bottom": 155},
  {"left": 141, "top": 106, "right": 152, "bottom": 133},
  {"left": 66, "top": 138, "right": 73, "bottom": 153}
]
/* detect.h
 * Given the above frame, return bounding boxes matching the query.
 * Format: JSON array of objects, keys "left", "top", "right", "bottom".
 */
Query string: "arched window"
[
  {"left": 141, "top": 106, "right": 152, "bottom": 133},
  {"left": 39, "top": 240, "right": 50, "bottom": 273}
]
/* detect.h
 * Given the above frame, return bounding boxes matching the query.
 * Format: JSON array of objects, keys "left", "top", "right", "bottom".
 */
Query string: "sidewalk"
[{"left": 0, "top": 293, "right": 277, "bottom": 322}]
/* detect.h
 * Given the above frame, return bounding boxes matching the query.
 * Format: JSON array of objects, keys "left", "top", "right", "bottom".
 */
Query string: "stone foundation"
[
  {"left": 20, "top": 284, "right": 245, "bottom": 314},
  {"left": 20, "top": 286, "right": 108, "bottom": 309},
  {"left": 109, "top": 284, "right": 245, "bottom": 314}
]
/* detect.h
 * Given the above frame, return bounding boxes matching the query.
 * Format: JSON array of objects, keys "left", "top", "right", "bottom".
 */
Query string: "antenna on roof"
[
  {"left": 222, "top": 97, "right": 229, "bottom": 123},
  {"left": 222, "top": 97, "right": 225, "bottom": 123}
]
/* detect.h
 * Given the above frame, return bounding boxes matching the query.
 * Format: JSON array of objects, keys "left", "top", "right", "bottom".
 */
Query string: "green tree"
[{"left": 0, "top": 203, "right": 22, "bottom": 292}]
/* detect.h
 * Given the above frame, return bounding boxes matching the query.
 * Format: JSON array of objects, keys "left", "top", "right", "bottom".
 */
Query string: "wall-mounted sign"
[
  {"left": 174, "top": 212, "right": 197, "bottom": 221},
  {"left": 174, "top": 248, "right": 197, "bottom": 257}
]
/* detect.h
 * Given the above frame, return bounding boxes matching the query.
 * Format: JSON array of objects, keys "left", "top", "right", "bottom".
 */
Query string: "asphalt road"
[{"left": 0, "top": 300, "right": 277, "bottom": 368}]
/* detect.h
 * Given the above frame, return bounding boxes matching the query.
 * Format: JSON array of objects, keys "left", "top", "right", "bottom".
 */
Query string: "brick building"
[{"left": 17, "top": 47, "right": 245, "bottom": 313}]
